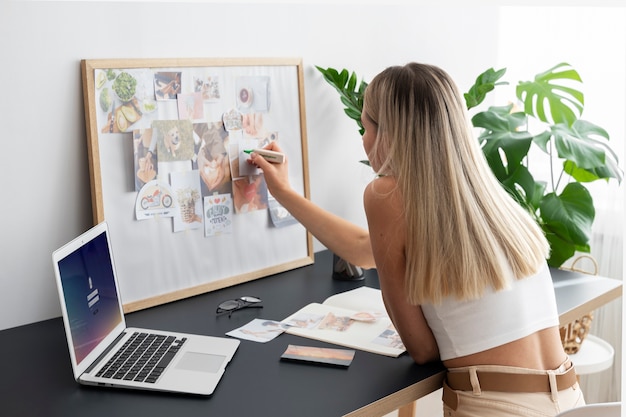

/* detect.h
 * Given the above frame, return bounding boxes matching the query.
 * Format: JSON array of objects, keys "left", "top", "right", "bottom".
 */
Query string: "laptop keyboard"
[{"left": 96, "top": 332, "right": 187, "bottom": 383}]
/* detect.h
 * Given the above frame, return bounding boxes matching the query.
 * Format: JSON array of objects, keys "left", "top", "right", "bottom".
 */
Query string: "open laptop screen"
[{"left": 57, "top": 229, "right": 123, "bottom": 365}]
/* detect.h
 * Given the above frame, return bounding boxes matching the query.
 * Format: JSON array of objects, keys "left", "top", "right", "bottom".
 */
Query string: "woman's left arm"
[{"left": 364, "top": 177, "right": 440, "bottom": 364}]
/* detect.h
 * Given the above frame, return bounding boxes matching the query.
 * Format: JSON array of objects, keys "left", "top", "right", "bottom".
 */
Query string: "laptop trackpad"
[{"left": 176, "top": 352, "right": 226, "bottom": 373}]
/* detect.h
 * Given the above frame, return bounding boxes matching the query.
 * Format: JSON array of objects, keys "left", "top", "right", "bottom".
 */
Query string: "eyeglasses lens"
[
  {"left": 217, "top": 296, "right": 262, "bottom": 315},
  {"left": 218, "top": 299, "right": 242, "bottom": 311},
  {"left": 240, "top": 296, "right": 261, "bottom": 303}
]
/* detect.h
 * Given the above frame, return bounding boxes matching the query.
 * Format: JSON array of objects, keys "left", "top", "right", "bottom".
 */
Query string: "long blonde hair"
[{"left": 363, "top": 63, "right": 550, "bottom": 304}]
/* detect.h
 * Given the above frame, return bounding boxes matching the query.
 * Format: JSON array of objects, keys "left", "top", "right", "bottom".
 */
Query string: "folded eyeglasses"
[{"left": 216, "top": 296, "right": 263, "bottom": 317}]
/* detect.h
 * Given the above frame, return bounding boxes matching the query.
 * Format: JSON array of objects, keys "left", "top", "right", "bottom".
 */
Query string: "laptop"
[{"left": 52, "top": 221, "right": 240, "bottom": 396}]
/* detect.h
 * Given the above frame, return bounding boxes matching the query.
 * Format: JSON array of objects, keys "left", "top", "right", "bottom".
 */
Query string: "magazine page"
[
  {"left": 322, "top": 286, "right": 387, "bottom": 314},
  {"left": 281, "top": 298, "right": 405, "bottom": 357}
]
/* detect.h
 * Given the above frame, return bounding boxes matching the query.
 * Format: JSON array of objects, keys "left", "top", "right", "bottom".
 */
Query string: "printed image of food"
[
  {"left": 101, "top": 98, "right": 143, "bottom": 133},
  {"left": 112, "top": 71, "right": 137, "bottom": 102},
  {"left": 99, "top": 87, "right": 112, "bottom": 112},
  {"left": 96, "top": 71, "right": 107, "bottom": 89},
  {"left": 116, "top": 110, "right": 128, "bottom": 132},
  {"left": 121, "top": 103, "right": 141, "bottom": 124}
]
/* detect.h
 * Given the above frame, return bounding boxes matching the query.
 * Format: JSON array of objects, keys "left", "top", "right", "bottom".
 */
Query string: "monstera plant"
[{"left": 317, "top": 63, "right": 623, "bottom": 267}]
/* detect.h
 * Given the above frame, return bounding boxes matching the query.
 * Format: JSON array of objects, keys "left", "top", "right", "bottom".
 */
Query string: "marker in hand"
[{"left": 244, "top": 148, "right": 285, "bottom": 164}]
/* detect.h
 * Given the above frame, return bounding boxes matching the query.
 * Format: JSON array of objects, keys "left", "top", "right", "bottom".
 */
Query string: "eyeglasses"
[{"left": 216, "top": 296, "right": 263, "bottom": 317}]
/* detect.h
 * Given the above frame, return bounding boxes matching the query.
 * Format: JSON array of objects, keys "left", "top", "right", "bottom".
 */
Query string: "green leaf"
[
  {"left": 549, "top": 120, "right": 623, "bottom": 183},
  {"left": 544, "top": 232, "right": 586, "bottom": 267},
  {"left": 472, "top": 104, "right": 524, "bottom": 133},
  {"left": 551, "top": 122, "right": 606, "bottom": 168},
  {"left": 562, "top": 160, "right": 601, "bottom": 183},
  {"left": 531, "top": 130, "right": 552, "bottom": 154},
  {"left": 473, "top": 106, "right": 533, "bottom": 172},
  {"left": 516, "top": 63, "right": 584, "bottom": 126},
  {"left": 539, "top": 176, "right": 594, "bottom": 267},
  {"left": 347, "top": 72, "right": 357, "bottom": 93},
  {"left": 539, "top": 183, "right": 594, "bottom": 249},
  {"left": 501, "top": 165, "right": 546, "bottom": 213},
  {"left": 316, "top": 66, "right": 367, "bottom": 137},
  {"left": 464, "top": 67, "right": 508, "bottom": 110}
]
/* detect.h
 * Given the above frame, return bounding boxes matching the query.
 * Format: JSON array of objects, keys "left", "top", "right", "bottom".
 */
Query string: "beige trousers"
[{"left": 442, "top": 364, "right": 586, "bottom": 417}]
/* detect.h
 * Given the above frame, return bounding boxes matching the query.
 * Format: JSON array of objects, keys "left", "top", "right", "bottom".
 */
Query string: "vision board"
[{"left": 81, "top": 58, "right": 313, "bottom": 312}]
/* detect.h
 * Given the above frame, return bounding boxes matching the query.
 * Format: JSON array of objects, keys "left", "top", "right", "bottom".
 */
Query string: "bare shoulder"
[
  {"left": 363, "top": 176, "right": 405, "bottom": 238},
  {"left": 364, "top": 176, "right": 402, "bottom": 212}
]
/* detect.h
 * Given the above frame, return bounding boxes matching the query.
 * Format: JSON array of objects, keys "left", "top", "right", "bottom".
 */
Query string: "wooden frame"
[{"left": 81, "top": 58, "right": 313, "bottom": 312}]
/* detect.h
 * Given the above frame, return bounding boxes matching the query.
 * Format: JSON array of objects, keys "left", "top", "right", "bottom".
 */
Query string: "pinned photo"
[
  {"left": 233, "top": 175, "right": 268, "bottom": 214},
  {"left": 135, "top": 180, "right": 176, "bottom": 220},
  {"left": 133, "top": 128, "right": 157, "bottom": 191},
  {"left": 154, "top": 72, "right": 181, "bottom": 100},
  {"left": 170, "top": 170, "right": 203, "bottom": 232},
  {"left": 204, "top": 194, "right": 233, "bottom": 237},
  {"left": 235, "top": 76, "right": 270, "bottom": 112},
  {"left": 177, "top": 92, "right": 204, "bottom": 121},
  {"left": 193, "top": 74, "right": 221, "bottom": 101},
  {"left": 152, "top": 120, "right": 195, "bottom": 161}
]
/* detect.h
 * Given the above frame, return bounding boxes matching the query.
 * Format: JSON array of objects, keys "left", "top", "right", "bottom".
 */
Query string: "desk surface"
[
  {"left": 2, "top": 251, "right": 621, "bottom": 417},
  {"left": 551, "top": 267, "right": 622, "bottom": 326}
]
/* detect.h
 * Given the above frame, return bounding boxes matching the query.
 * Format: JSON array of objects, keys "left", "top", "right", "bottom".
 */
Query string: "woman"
[{"left": 249, "top": 62, "right": 585, "bottom": 416}]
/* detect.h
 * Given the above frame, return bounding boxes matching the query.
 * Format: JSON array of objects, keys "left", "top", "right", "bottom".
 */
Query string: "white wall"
[{"left": 0, "top": 2, "right": 622, "bottom": 335}]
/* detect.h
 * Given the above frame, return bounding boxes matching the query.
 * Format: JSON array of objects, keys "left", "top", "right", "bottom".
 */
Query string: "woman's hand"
[{"left": 247, "top": 142, "right": 292, "bottom": 199}]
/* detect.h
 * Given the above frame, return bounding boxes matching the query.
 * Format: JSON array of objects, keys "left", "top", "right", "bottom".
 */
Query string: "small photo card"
[
  {"left": 280, "top": 344, "right": 355, "bottom": 368},
  {"left": 226, "top": 319, "right": 288, "bottom": 343}
]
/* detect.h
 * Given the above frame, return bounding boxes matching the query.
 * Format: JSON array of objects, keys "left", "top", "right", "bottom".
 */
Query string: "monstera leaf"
[
  {"left": 550, "top": 120, "right": 623, "bottom": 181},
  {"left": 516, "top": 63, "right": 584, "bottom": 126},
  {"left": 540, "top": 183, "right": 594, "bottom": 266}
]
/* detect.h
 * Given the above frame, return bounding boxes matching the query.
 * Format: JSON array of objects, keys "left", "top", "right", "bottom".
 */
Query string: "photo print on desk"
[
  {"left": 281, "top": 345, "right": 355, "bottom": 368},
  {"left": 226, "top": 319, "right": 289, "bottom": 343}
]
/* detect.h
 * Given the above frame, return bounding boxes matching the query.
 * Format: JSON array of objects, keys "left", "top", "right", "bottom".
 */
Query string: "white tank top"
[{"left": 421, "top": 263, "right": 559, "bottom": 361}]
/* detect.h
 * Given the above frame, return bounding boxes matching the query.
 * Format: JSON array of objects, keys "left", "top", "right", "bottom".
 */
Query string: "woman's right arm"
[{"left": 248, "top": 143, "right": 375, "bottom": 269}]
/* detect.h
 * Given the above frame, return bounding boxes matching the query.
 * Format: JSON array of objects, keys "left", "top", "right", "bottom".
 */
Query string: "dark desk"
[{"left": 2, "top": 251, "right": 622, "bottom": 417}]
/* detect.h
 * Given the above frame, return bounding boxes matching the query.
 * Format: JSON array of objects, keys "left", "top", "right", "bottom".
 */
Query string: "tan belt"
[
  {"left": 443, "top": 365, "right": 578, "bottom": 410},
  {"left": 446, "top": 364, "right": 577, "bottom": 393}
]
